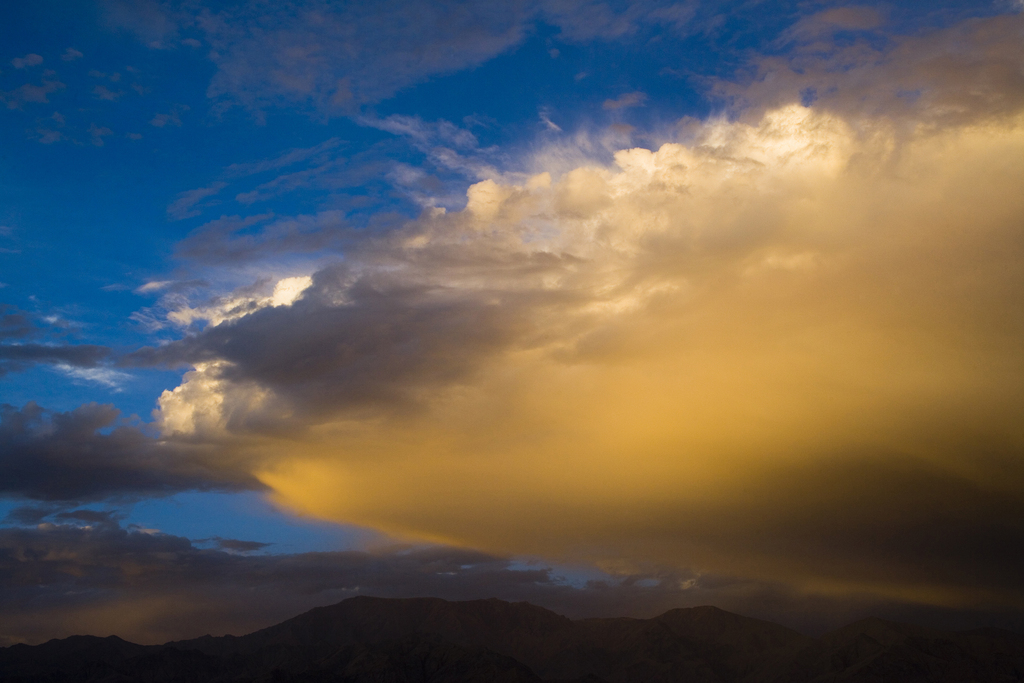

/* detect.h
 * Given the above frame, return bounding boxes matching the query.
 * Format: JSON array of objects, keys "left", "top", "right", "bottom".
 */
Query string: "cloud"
[
  {"left": 539, "top": 109, "right": 562, "bottom": 132},
  {"left": 208, "top": 536, "right": 271, "bottom": 553},
  {"left": 92, "top": 85, "right": 124, "bottom": 101},
  {"left": 720, "top": 12, "right": 1024, "bottom": 128},
  {"left": 0, "top": 402, "right": 262, "bottom": 502},
  {"left": 193, "top": 0, "right": 533, "bottom": 116},
  {"left": 602, "top": 91, "right": 647, "bottom": 110},
  {"left": 61, "top": 48, "right": 83, "bottom": 61},
  {"left": 0, "top": 306, "right": 32, "bottom": 340},
  {"left": 136, "top": 280, "right": 175, "bottom": 293},
  {"left": 539, "top": 0, "right": 699, "bottom": 42},
  {"left": 152, "top": 279, "right": 210, "bottom": 294},
  {"left": 233, "top": 161, "right": 342, "bottom": 204},
  {"left": 0, "top": 78, "right": 65, "bottom": 109},
  {"left": 3, "top": 514, "right": 1022, "bottom": 647},
  {"left": 150, "top": 273, "right": 312, "bottom": 329},
  {"left": 360, "top": 114, "right": 501, "bottom": 186},
  {"left": 104, "top": 0, "right": 997, "bottom": 123},
  {"left": 56, "top": 364, "right": 132, "bottom": 389},
  {"left": 88, "top": 123, "right": 113, "bottom": 146},
  {"left": 0, "top": 9, "right": 1004, "bottom": 631},
  {"left": 0, "top": 343, "right": 110, "bottom": 377},
  {"left": 102, "top": 0, "right": 715, "bottom": 121},
  {"left": 0, "top": 515, "right": 688, "bottom": 645},
  {"left": 166, "top": 181, "right": 227, "bottom": 220},
  {"left": 149, "top": 104, "right": 189, "bottom": 127},
  {"left": 173, "top": 212, "right": 349, "bottom": 265},
  {"left": 11, "top": 54, "right": 43, "bottom": 69},
  {"left": 101, "top": 0, "right": 179, "bottom": 48},
  {"left": 118, "top": 9, "right": 1024, "bottom": 617},
  {"left": 0, "top": 308, "right": 120, "bottom": 378},
  {"left": 222, "top": 137, "right": 343, "bottom": 178},
  {"left": 778, "top": 6, "right": 884, "bottom": 45}
]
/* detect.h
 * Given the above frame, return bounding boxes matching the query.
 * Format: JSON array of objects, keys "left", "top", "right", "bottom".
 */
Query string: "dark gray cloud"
[
  {"left": 0, "top": 343, "right": 110, "bottom": 377},
  {"left": 0, "top": 306, "right": 114, "bottom": 377},
  {"left": 126, "top": 252, "right": 580, "bottom": 427},
  {"left": 0, "top": 307, "right": 32, "bottom": 340},
  {"left": 210, "top": 537, "right": 271, "bottom": 553},
  {"left": 0, "top": 402, "right": 262, "bottom": 502}
]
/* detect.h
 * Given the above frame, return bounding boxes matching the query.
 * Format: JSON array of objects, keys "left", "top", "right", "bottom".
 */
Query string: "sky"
[{"left": 1, "top": 0, "right": 1023, "bottom": 646}]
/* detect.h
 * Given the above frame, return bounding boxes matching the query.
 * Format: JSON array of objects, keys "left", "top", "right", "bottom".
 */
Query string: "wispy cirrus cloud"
[
  {"left": 166, "top": 181, "right": 227, "bottom": 220},
  {"left": 234, "top": 161, "right": 342, "bottom": 205},
  {"left": 56, "top": 364, "right": 132, "bottom": 389},
  {"left": 105, "top": 0, "right": 710, "bottom": 119},
  {"left": 222, "top": 137, "right": 344, "bottom": 178},
  {"left": 602, "top": 91, "right": 647, "bottom": 110}
]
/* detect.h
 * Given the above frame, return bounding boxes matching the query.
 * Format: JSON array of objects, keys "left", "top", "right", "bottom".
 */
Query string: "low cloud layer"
[{"left": 3, "top": 515, "right": 1021, "bottom": 647}]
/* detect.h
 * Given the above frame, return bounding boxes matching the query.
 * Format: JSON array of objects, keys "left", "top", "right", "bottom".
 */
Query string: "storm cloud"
[{"left": 113, "top": 10, "right": 1024, "bottom": 623}]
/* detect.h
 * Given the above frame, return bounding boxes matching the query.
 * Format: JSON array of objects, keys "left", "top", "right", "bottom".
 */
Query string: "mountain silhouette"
[{"left": 2, "top": 597, "right": 1023, "bottom": 682}]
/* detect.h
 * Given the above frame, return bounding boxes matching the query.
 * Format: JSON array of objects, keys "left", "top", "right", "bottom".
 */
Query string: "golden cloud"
[{"left": 150, "top": 19, "right": 1024, "bottom": 612}]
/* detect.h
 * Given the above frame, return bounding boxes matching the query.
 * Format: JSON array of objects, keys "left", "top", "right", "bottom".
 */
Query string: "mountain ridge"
[{"left": 2, "top": 596, "right": 1023, "bottom": 682}]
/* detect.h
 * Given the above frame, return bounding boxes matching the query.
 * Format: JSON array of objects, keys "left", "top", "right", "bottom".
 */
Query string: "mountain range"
[{"left": 2, "top": 596, "right": 1023, "bottom": 682}]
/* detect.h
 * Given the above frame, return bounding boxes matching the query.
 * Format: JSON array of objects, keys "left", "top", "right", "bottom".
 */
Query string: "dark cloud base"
[
  {"left": 0, "top": 402, "right": 261, "bottom": 501},
  {"left": 0, "top": 305, "right": 112, "bottom": 378}
]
